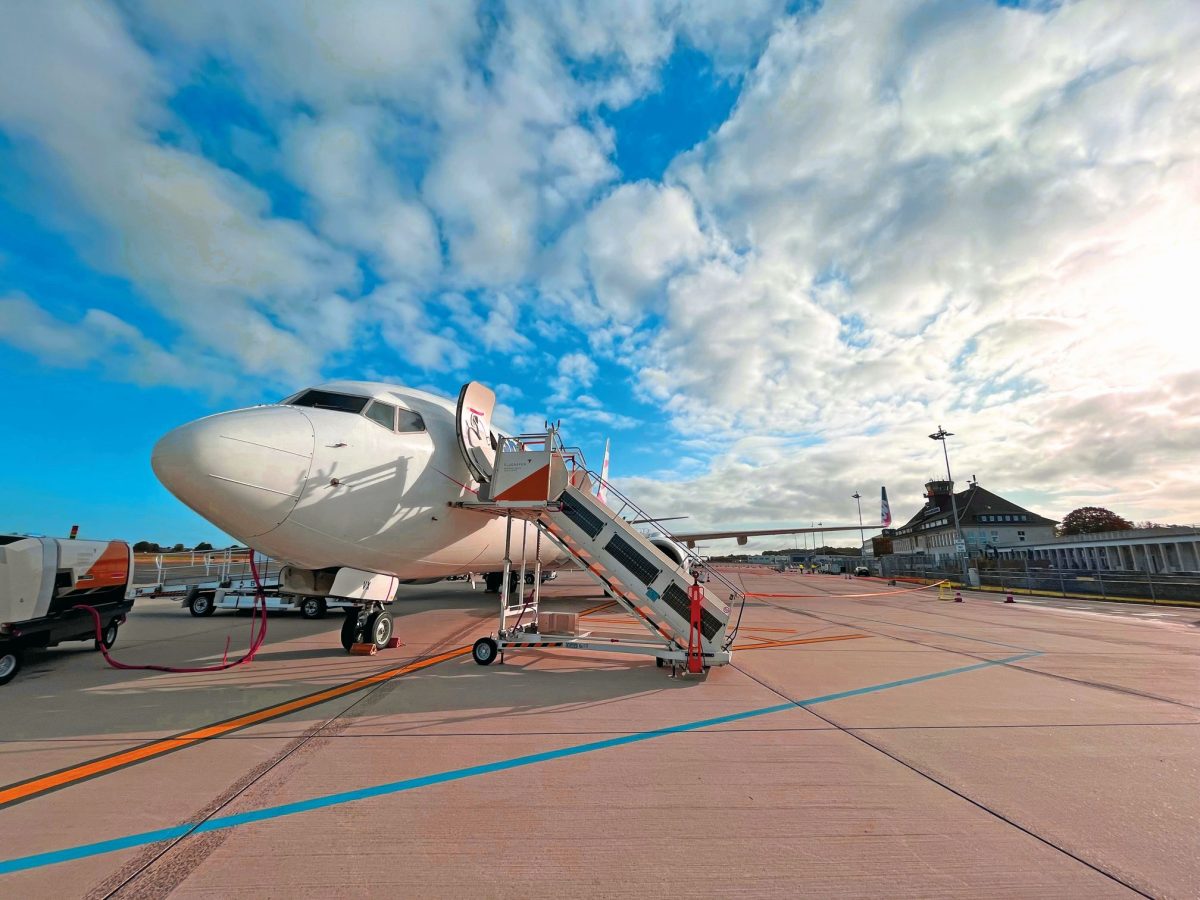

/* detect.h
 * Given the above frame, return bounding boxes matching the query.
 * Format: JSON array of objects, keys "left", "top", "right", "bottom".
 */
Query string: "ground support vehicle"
[{"left": 1, "top": 536, "right": 135, "bottom": 685}]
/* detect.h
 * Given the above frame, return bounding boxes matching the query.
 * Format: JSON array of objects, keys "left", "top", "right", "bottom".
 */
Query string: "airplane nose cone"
[{"left": 152, "top": 406, "right": 315, "bottom": 539}]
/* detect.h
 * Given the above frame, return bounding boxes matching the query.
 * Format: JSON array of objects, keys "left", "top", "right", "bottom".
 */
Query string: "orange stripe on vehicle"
[
  {"left": 493, "top": 465, "right": 552, "bottom": 501},
  {"left": 0, "top": 645, "right": 471, "bottom": 809},
  {"left": 78, "top": 541, "right": 130, "bottom": 586}
]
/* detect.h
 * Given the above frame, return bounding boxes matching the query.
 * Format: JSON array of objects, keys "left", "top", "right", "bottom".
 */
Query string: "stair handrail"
[{"left": 568, "top": 466, "right": 746, "bottom": 609}]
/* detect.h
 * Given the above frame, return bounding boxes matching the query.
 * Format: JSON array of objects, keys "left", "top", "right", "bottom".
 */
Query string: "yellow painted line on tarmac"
[
  {"left": 734, "top": 634, "right": 868, "bottom": 652},
  {"left": 0, "top": 645, "right": 472, "bottom": 810}
]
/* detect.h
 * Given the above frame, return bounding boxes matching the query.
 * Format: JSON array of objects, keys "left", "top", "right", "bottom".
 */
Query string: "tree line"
[
  {"left": 1058, "top": 507, "right": 1180, "bottom": 536},
  {"left": 131, "top": 541, "right": 235, "bottom": 553}
]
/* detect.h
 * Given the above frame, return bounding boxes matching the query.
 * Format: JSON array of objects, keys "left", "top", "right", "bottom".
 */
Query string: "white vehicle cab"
[{"left": 0, "top": 535, "right": 134, "bottom": 685}]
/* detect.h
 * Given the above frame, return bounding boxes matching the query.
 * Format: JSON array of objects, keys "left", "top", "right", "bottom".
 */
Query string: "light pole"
[
  {"left": 852, "top": 491, "right": 865, "bottom": 556},
  {"left": 929, "top": 425, "right": 967, "bottom": 575}
]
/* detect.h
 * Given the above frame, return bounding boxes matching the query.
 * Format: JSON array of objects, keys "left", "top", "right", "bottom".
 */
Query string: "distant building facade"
[
  {"left": 997, "top": 526, "right": 1200, "bottom": 573},
  {"left": 891, "top": 480, "right": 1057, "bottom": 564},
  {"left": 864, "top": 529, "right": 895, "bottom": 558}
]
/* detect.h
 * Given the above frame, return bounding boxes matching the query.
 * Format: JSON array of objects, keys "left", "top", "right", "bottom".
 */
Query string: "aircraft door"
[{"left": 455, "top": 381, "right": 498, "bottom": 483}]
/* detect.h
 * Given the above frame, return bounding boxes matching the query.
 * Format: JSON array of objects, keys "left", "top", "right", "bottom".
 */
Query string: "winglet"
[
  {"left": 881, "top": 486, "right": 892, "bottom": 527},
  {"left": 597, "top": 438, "right": 611, "bottom": 505}
]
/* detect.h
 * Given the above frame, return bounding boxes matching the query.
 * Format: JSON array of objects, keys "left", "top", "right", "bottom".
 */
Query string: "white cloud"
[
  {"left": 544, "top": 181, "right": 711, "bottom": 323},
  {"left": 367, "top": 284, "right": 469, "bottom": 372},
  {"left": 614, "top": 0, "right": 1200, "bottom": 527},
  {"left": 130, "top": 0, "right": 480, "bottom": 112},
  {"left": 547, "top": 351, "right": 598, "bottom": 404},
  {"left": 284, "top": 108, "right": 441, "bottom": 284},
  {"left": 2, "top": 0, "right": 1199, "bottom": 530},
  {"left": 0, "top": 292, "right": 237, "bottom": 393},
  {"left": 0, "top": 0, "right": 359, "bottom": 384},
  {"left": 422, "top": 11, "right": 619, "bottom": 285}
]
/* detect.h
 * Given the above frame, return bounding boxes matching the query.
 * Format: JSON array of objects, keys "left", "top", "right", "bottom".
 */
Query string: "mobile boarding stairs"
[{"left": 455, "top": 428, "right": 744, "bottom": 674}]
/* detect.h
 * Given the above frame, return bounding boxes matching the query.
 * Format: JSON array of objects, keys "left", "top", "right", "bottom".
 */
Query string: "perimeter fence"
[{"left": 880, "top": 555, "right": 1200, "bottom": 604}]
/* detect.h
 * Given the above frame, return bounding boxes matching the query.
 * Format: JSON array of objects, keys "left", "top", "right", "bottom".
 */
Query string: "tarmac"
[{"left": 1, "top": 569, "right": 1198, "bottom": 898}]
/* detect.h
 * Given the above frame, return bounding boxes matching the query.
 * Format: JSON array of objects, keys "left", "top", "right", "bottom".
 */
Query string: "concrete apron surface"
[{"left": 1, "top": 571, "right": 1198, "bottom": 898}]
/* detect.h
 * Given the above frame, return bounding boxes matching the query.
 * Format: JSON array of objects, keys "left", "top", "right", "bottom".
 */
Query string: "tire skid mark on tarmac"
[
  {"left": 752, "top": 589, "right": 1200, "bottom": 712},
  {"left": 2, "top": 651, "right": 1036, "bottom": 879},
  {"left": 0, "top": 623, "right": 480, "bottom": 811},
  {"left": 88, "top": 613, "right": 488, "bottom": 899}
]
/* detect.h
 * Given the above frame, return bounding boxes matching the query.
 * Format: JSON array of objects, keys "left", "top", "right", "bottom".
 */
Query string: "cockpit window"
[
  {"left": 396, "top": 409, "right": 426, "bottom": 433},
  {"left": 287, "top": 390, "right": 370, "bottom": 414},
  {"left": 365, "top": 401, "right": 396, "bottom": 430}
]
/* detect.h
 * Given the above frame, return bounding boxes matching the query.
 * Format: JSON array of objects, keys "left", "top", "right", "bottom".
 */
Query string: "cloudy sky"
[{"left": 1, "top": 0, "right": 1198, "bottom": 547}]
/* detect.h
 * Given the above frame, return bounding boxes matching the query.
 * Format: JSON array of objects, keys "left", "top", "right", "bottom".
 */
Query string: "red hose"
[{"left": 74, "top": 552, "right": 269, "bottom": 673}]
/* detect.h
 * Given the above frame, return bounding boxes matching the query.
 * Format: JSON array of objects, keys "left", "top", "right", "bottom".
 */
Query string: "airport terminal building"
[
  {"left": 996, "top": 525, "right": 1200, "bottom": 573},
  {"left": 891, "top": 480, "right": 1057, "bottom": 565}
]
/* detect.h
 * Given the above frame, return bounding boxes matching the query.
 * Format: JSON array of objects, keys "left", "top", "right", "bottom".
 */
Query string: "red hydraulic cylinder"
[{"left": 687, "top": 581, "right": 704, "bottom": 674}]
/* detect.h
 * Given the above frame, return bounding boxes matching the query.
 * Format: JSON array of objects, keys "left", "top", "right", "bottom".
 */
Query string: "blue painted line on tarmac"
[{"left": 0, "top": 651, "right": 1038, "bottom": 876}]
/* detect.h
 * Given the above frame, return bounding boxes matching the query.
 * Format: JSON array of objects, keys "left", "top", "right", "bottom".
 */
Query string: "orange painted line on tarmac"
[
  {"left": 578, "top": 600, "right": 616, "bottom": 617},
  {"left": 0, "top": 645, "right": 472, "bottom": 810},
  {"left": 734, "top": 634, "right": 868, "bottom": 652},
  {"left": 736, "top": 626, "right": 799, "bottom": 634}
]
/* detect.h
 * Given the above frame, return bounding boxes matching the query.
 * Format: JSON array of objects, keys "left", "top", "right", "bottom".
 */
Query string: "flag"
[{"left": 597, "top": 438, "right": 610, "bottom": 505}]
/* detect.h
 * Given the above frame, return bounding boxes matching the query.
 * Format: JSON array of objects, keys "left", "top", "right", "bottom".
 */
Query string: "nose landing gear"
[{"left": 340, "top": 602, "right": 395, "bottom": 652}]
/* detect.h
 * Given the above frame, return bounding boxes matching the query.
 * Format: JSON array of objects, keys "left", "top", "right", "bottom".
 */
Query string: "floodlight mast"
[
  {"left": 929, "top": 425, "right": 967, "bottom": 575},
  {"left": 852, "top": 491, "right": 865, "bottom": 554}
]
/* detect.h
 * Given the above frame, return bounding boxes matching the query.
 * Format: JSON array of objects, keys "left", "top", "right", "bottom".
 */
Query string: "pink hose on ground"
[{"left": 74, "top": 552, "right": 269, "bottom": 673}]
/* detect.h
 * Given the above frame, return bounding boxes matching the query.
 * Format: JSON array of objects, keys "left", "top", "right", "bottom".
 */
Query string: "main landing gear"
[
  {"left": 340, "top": 603, "right": 394, "bottom": 652},
  {"left": 483, "top": 572, "right": 532, "bottom": 593}
]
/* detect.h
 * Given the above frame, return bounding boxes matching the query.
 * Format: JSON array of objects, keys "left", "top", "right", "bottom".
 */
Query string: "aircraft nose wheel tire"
[
  {"left": 0, "top": 648, "right": 22, "bottom": 686},
  {"left": 340, "top": 613, "right": 364, "bottom": 652},
  {"left": 472, "top": 637, "right": 498, "bottom": 666},
  {"left": 96, "top": 621, "right": 119, "bottom": 651},
  {"left": 365, "top": 612, "right": 393, "bottom": 650}
]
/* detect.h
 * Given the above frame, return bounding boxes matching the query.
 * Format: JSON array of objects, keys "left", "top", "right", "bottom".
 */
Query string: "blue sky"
[{"left": 2, "top": 0, "right": 1198, "bottom": 547}]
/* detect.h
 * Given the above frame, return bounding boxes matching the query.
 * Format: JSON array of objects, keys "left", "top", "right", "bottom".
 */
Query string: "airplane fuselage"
[{"left": 152, "top": 381, "right": 561, "bottom": 581}]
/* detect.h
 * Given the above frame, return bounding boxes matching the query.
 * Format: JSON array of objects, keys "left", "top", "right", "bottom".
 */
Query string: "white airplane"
[{"left": 152, "top": 380, "right": 888, "bottom": 649}]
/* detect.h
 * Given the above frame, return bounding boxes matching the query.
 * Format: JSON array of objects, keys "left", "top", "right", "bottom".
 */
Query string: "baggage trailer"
[
  {"left": 181, "top": 584, "right": 356, "bottom": 619},
  {"left": 0, "top": 535, "right": 135, "bottom": 685}
]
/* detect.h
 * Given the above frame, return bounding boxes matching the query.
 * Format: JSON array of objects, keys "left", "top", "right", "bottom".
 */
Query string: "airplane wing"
[
  {"left": 670, "top": 487, "right": 891, "bottom": 548},
  {"left": 671, "top": 523, "right": 877, "bottom": 548}
]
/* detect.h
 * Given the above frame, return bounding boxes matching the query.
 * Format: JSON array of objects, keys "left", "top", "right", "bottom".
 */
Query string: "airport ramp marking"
[
  {"left": 0, "top": 645, "right": 472, "bottom": 811},
  {"left": 0, "top": 594, "right": 686, "bottom": 810},
  {"left": 734, "top": 634, "right": 868, "bottom": 651},
  {"left": 0, "top": 650, "right": 1040, "bottom": 876}
]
